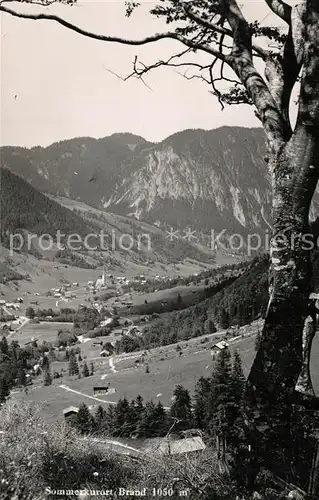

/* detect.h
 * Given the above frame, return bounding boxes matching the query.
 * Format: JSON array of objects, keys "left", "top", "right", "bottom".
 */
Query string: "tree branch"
[
  {"left": 0, "top": 4, "right": 229, "bottom": 62},
  {"left": 219, "top": 0, "right": 252, "bottom": 58},
  {"left": 124, "top": 49, "right": 210, "bottom": 82},
  {"left": 183, "top": 3, "right": 269, "bottom": 60},
  {"left": 264, "top": 2, "right": 306, "bottom": 136},
  {"left": 264, "top": 0, "right": 292, "bottom": 25}
]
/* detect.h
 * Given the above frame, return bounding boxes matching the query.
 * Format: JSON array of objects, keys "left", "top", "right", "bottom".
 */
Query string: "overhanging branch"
[{"left": 0, "top": 4, "right": 229, "bottom": 61}]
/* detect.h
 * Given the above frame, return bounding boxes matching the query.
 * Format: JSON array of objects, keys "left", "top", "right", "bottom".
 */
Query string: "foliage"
[
  {"left": 43, "top": 369, "right": 52, "bottom": 386},
  {"left": 0, "top": 261, "right": 25, "bottom": 284},
  {"left": 73, "top": 307, "right": 102, "bottom": 335},
  {"left": 170, "top": 385, "right": 193, "bottom": 428},
  {"left": 68, "top": 350, "right": 79, "bottom": 376},
  {"left": 82, "top": 361, "right": 90, "bottom": 378},
  {"left": 25, "top": 306, "right": 35, "bottom": 319},
  {"left": 0, "top": 401, "right": 137, "bottom": 499},
  {"left": 0, "top": 337, "right": 28, "bottom": 404}
]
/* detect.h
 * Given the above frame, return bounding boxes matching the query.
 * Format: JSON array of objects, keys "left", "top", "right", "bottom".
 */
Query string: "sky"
[{"left": 0, "top": 0, "right": 286, "bottom": 147}]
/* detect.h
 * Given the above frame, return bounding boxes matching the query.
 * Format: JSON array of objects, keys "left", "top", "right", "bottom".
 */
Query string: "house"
[
  {"left": 100, "top": 318, "right": 113, "bottom": 327},
  {"left": 144, "top": 436, "right": 206, "bottom": 456},
  {"left": 210, "top": 340, "right": 229, "bottom": 355},
  {"left": 63, "top": 406, "right": 79, "bottom": 418},
  {"left": 93, "top": 386, "right": 109, "bottom": 395}
]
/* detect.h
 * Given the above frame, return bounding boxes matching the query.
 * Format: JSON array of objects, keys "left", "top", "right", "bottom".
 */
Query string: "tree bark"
[
  {"left": 309, "top": 439, "right": 319, "bottom": 498},
  {"left": 295, "top": 299, "right": 317, "bottom": 396},
  {"left": 244, "top": 0, "right": 319, "bottom": 477},
  {"left": 245, "top": 123, "right": 319, "bottom": 473}
]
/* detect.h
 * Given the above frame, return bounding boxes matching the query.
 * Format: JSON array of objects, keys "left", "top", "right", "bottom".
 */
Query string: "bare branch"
[
  {"left": 0, "top": 4, "right": 229, "bottom": 62},
  {"left": 123, "top": 47, "right": 209, "bottom": 82}
]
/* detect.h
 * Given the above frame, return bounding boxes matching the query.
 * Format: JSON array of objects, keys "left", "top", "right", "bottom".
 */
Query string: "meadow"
[
  {"left": 11, "top": 321, "right": 264, "bottom": 421},
  {"left": 9, "top": 321, "right": 74, "bottom": 344}
]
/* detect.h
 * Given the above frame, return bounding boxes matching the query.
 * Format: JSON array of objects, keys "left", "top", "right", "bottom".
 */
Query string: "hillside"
[
  {"left": 0, "top": 167, "right": 92, "bottom": 238},
  {"left": 0, "top": 168, "right": 220, "bottom": 270},
  {"left": 142, "top": 255, "right": 269, "bottom": 348}
]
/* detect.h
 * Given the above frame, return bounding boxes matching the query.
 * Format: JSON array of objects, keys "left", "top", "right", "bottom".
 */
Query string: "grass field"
[
  {"left": 11, "top": 385, "right": 112, "bottom": 424},
  {"left": 10, "top": 317, "right": 319, "bottom": 426},
  {"left": 9, "top": 321, "right": 74, "bottom": 344}
]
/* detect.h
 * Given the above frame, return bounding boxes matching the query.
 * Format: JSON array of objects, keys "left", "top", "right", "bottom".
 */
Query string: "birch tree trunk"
[{"left": 244, "top": 0, "right": 319, "bottom": 474}]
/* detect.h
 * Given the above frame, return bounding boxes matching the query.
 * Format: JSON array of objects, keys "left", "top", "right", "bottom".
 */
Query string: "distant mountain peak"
[{"left": 3, "top": 126, "right": 316, "bottom": 241}]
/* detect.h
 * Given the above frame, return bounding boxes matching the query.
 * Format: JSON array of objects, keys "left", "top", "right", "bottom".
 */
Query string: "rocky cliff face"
[
  {"left": 108, "top": 128, "right": 271, "bottom": 236},
  {"left": 3, "top": 126, "right": 316, "bottom": 240}
]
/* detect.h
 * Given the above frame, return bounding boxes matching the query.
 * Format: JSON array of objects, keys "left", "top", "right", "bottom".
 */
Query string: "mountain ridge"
[{"left": 2, "top": 126, "right": 318, "bottom": 242}]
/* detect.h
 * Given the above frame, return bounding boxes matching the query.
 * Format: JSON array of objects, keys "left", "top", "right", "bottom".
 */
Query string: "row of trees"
[{"left": 70, "top": 397, "right": 169, "bottom": 438}]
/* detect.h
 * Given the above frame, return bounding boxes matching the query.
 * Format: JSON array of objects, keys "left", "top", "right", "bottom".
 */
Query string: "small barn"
[
  {"left": 210, "top": 340, "right": 229, "bottom": 355},
  {"left": 63, "top": 406, "right": 79, "bottom": 419},
  {"left": 93, "top": 386, "right": 109, "bottom": 395}
]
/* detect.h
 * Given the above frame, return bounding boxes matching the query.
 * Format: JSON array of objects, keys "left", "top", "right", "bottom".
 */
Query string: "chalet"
[
  {"left": 93, "top": 386, "right": 109, "bottom": 395},
  {"left": 210, "top": 340, "right": 229, "bottom": 355},
  {"left": 63, "top": 406, "right": 79, "bottom": 418},
  {"left": 144, "top": 436, "right": 206, "bottom": 456}
]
